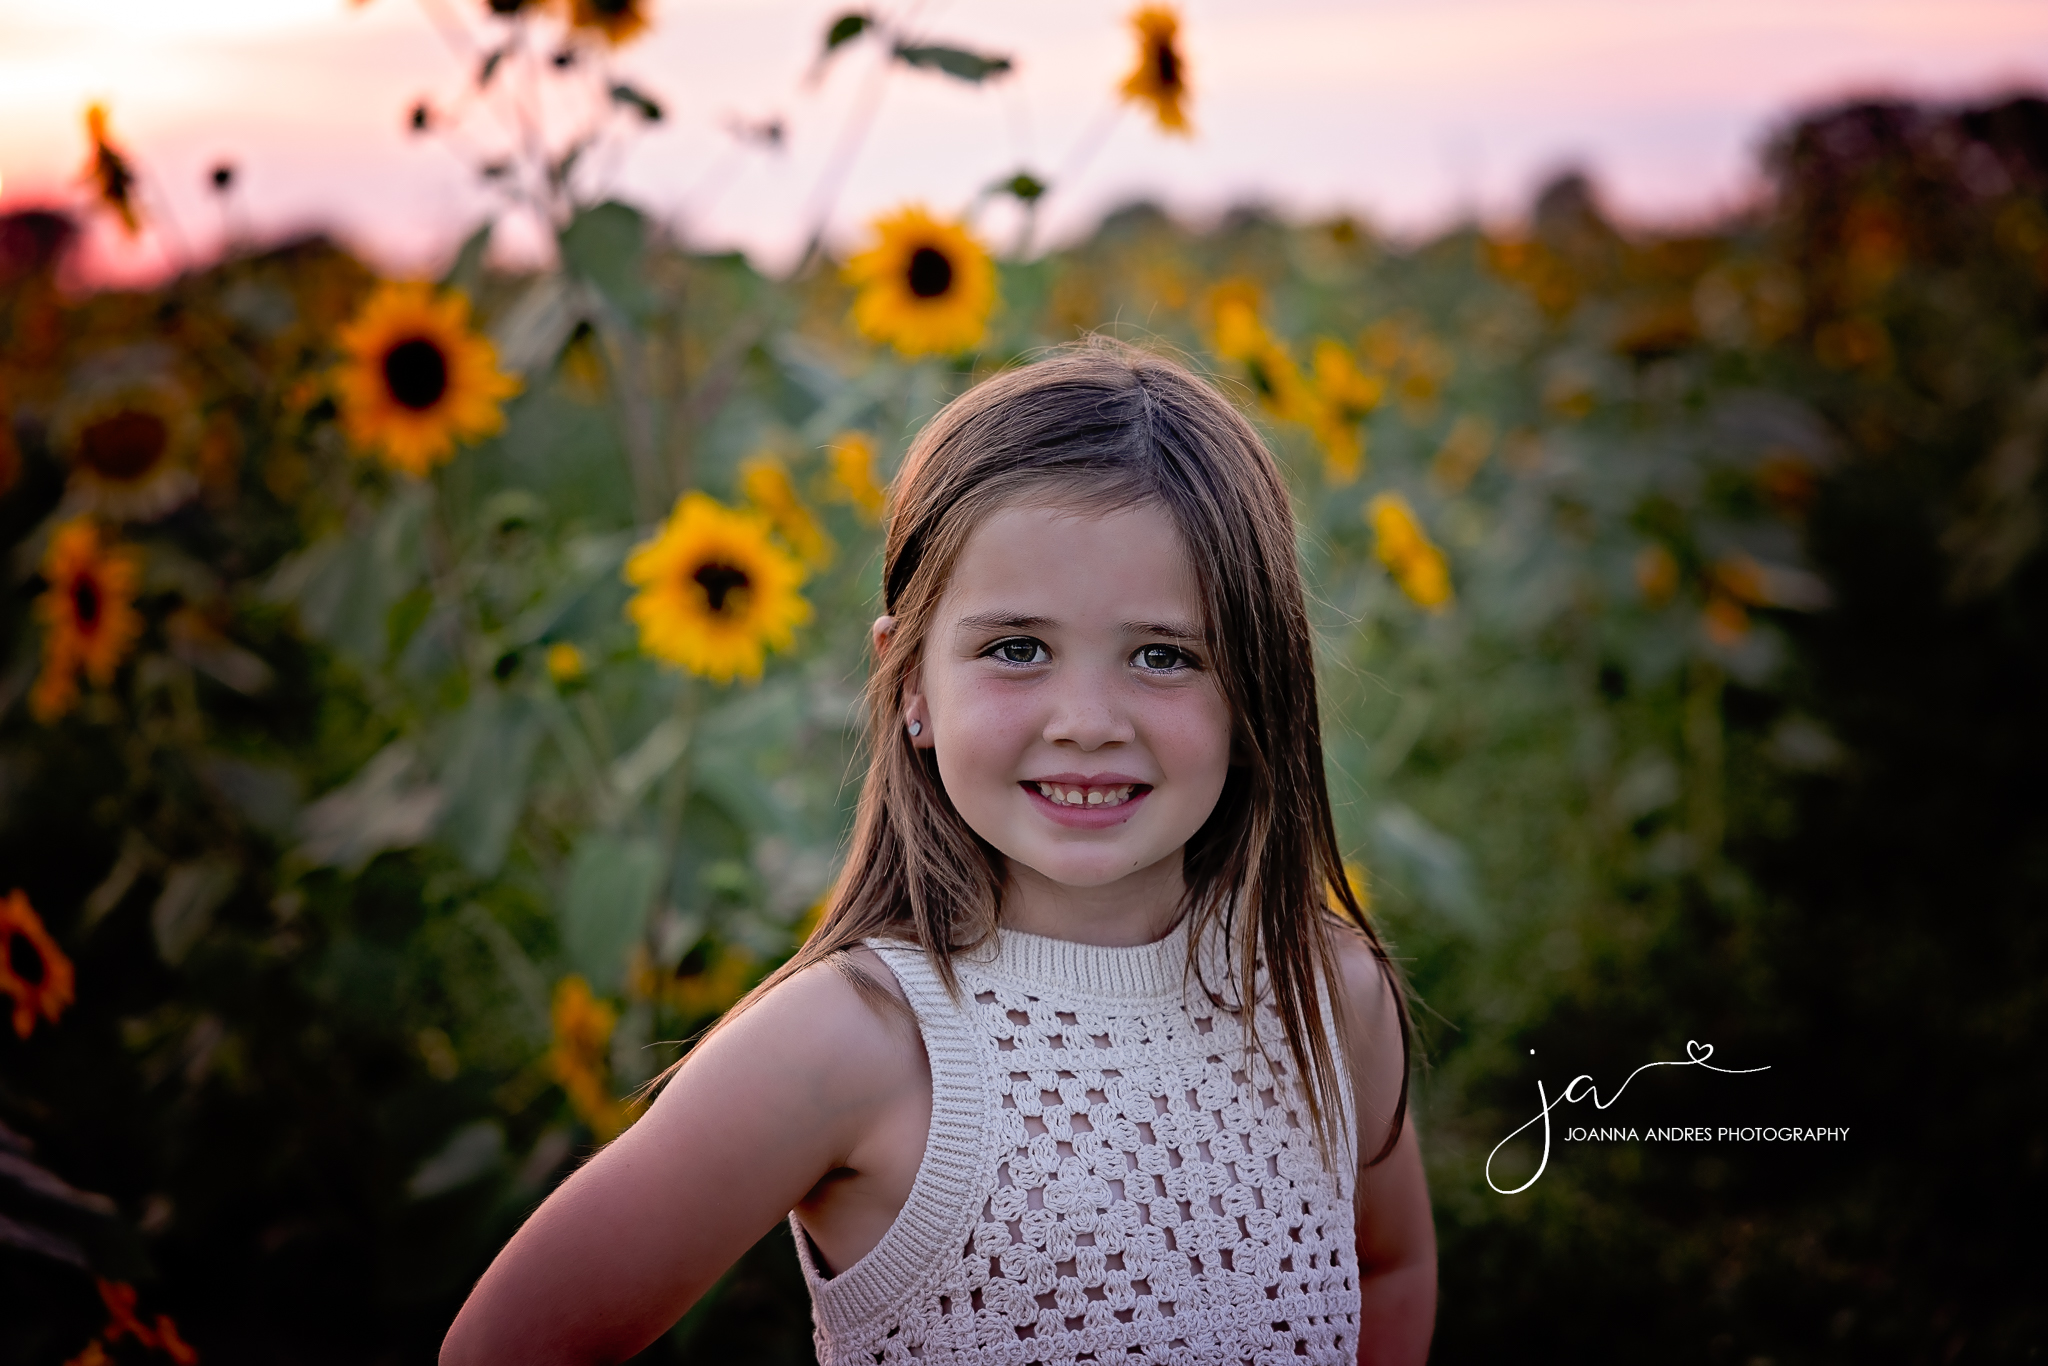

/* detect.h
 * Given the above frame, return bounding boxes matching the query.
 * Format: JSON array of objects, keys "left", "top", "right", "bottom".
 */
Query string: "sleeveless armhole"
[
  {"left": 790, "top": 940, "right": 996, "bottom": 1339},
  {"left": 1314, "top": 964, "right": 1362, "bottom": 1202}
]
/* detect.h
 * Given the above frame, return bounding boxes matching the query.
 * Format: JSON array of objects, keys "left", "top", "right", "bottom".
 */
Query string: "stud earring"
[{"left": 907, "top": 720, "right": 922, "bottom": 738}]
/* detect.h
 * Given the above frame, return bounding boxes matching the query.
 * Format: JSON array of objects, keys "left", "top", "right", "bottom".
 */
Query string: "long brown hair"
[{"left": 704, "top": 338, "right": 1409, "bottom": 1164}]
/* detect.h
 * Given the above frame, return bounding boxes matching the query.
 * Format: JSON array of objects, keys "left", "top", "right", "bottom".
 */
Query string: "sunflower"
[
  {"left": 548, "top": 976, "right": 637, "bottom": 1139},
  {"left": 83, "top": 104, "right": 140, "bottom": 236},
  {"left": 1208, "top": 280, "right": 1267, "bottom": 363},
  {"left": 1429, "top": 414, "right": 1494, "bottom": 494},
  {"left": 32, "top": 519, "right": 144, "bottom": 723},
  {"left": 739, "top": 455, "right": 833, "bottom": 567},
  {"left": 845, "top": 207, "right": 997, "bottom": 358},
  {"left": 1309, "top": 339, "right": 1384, "bottom": 484},
  {"left": 1367, "top": 492, "right": 1453, "bottom": 612},
  {"left": 335, "top": 281, "right": 520, "bottom": 477},
  {"left": 54, "top": 372, "right": 199, "bottom": 520},
  {"left": 624, "top": 492, "right": 810, "bottom": 683},
  {"left": 821, "top": 431, "right": 887, "bottom": 523},
  {"left": 545, "top": 642, "right": 587, "bottom": 682},
  {"left": 0, "top": 889, "right": 75, "bottom": 1040},
  {"left": 1635, "top": 544, "right": 1679, "bottom": 605},
  {"left": 568, "top": 0, "right": 650, "bottom": 45},
  {"left": 1121, "top": 7, "right": 1190, "bottom": 134}
]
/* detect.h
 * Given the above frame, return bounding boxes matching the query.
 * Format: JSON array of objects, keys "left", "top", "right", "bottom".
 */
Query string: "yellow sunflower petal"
[
  {"left": 54, "top": 372, "right": 200, "bottom": 521},
  {"left": 820, "top": 431, "right": 887, "bottom": 523},
  {"left": 32, "top": 518, "right": 143, "bottom": 722},
  {"left": 624, "top": 492, "right": 811, "bottom": 683},
  {"left": 1121, "top": 7, "right": 1191, "bottom": 135},
  {"left": 845, "top": 207, "right": 997, "bottom": 358},
  {"left": 739, "top": 455, "right": 833, "bottom": 568},
  {"left": 0, "top": 889, "right": 75, "bottom": 1039},
  {"left": 1367, "top": 492, "right": 1454, "bottom": 612},
  {"left": 568, "top": 0, "right": 651, "bottom": 46},
  {"left": 335, "top": 282, "right": 521, "bottom": 477}
]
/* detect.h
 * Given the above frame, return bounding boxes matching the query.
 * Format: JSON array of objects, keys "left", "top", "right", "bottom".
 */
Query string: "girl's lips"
[{"left": 1020, "top": 781, "right": 1151, "bottom": 828}]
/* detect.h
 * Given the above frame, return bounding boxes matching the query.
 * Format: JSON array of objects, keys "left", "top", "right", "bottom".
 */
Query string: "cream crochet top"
[{"left": 790, "top": 918, "right": 1362, "bottom": 1366}]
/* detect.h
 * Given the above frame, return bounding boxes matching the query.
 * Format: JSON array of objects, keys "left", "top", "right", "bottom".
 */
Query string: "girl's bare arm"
[
  {"left": 440, "top": 960, "right": 924, "bottom": 1366},
  {"left": 1333, "top": 933, "right": 1439, "bottom": 1366}
]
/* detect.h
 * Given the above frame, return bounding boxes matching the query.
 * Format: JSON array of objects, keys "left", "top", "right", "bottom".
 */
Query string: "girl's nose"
[{"left": 1042, "top": 677, "right": 1135, "bottom": 750}]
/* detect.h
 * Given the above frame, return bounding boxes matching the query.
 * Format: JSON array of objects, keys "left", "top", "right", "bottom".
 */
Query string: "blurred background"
[{"left": 1, "top": 1, "right": 2044, "bottom": 1362}]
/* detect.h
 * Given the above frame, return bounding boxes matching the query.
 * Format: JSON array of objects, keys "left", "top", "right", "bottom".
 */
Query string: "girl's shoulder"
[{"left": 712, "top": 947, "right": 927, "bottom": 1114}]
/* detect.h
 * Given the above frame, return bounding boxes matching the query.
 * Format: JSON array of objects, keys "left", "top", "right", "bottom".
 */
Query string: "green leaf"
[
  {"left": 608, "top": 83, "right": 663, "bottom": 122},
  {"left": 558, "top": 200, "right": 650, "bottom": 322},
  {"left": 1370, "top": 803, "right": 1486, "bottom": 937},
  {"left": 438, "top": 688, "right": 545, "bottom": 878},
  {"left": 295, "top": 743, "right": 446, "bottom": 874},
  {"left": 265, "top": 489, "right": 429, "bottom": 666},
  {"left": 407, "top": 1121, "right": 506, "bottom": 1200},
  {"left": 197, "top": 755, "right": 303, "bottom": 841},
  {"left": 824, "top": 12, "right": 872, "bottom": 52},
  {"left": 891, "top": 42, "right": 1012, "bottom": 82},
  {"left": 993, "top": 171, "right": 1047, "bottom": 204},
  {"left": 559, "top": 833, "right": 664, "bottom": 993},
  {"left": 479, "top": 44, "right": 509, "bottom": 89},
  {"left": 607, "top": 713, "right": 690, "bottom": 820},
  {"left": 442, "top": 220, "right": 493, "bottom": 297},
  {"left": 152, "top": 859, "right": 237, "bottom": 965}
]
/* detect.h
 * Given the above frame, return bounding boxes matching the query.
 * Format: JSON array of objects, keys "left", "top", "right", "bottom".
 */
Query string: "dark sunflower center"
[
  {"left": 591, "top": 0, "right": 632, "bottom": 15},
  {"left": 693, "top": 562, "right": 751, "bottom": 614},
  {"left": 78, "top": 410, "right": 169, "bottom": 482},
  {"left": 7, "top": 930, "right": 45, "bottom": 986},
  {"left": 383, "top": 337, "right": 450, "bottom": 411},
  {"left": 1153, "top": 40, "right": 1180, "bottom": 89},
  {"left": 72, "top": 575, "right": 102, "bottom": 630},
  {"left": 907, "top": 246, "right": 954, "bottom": 299}
]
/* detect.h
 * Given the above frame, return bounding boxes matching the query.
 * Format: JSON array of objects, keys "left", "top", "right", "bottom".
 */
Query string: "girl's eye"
[
  {"left": 1136, "top": 644, "right": 1194, "bottom": 671},
  {"left": 988, "top": 638, "right": 1048, "bottom": 665}
]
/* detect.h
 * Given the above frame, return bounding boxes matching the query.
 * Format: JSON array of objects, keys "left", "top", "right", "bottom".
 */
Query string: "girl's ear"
[{"left": 875, "top": 615, "right": 935, "bottom": 749}]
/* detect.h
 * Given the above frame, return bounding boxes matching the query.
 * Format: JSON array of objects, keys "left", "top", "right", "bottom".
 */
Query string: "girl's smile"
[
  {"left": 900, "top": 498, "right": 1233, "bottom": 938},
  {"left": 1021, "top": 773, "right": 1150, "bottom": 826}
]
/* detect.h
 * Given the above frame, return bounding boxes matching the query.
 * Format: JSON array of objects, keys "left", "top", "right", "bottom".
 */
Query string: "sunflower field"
[{"left": 2, "top": 5, "right": 2045, "bottom": 1363}]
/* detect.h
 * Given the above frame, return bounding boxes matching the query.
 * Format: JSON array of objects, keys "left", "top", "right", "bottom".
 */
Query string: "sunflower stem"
[
  {"left": 595, "top": 316, "right": 670, "bottom": 523},
  {"left": 653, "top": 676, "right": 698, "bottom": 877}
]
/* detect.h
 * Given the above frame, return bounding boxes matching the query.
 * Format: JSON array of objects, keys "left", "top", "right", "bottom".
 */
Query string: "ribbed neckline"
[{"left": 970, "top": 914, "right": 1193, "bottom": 1002}]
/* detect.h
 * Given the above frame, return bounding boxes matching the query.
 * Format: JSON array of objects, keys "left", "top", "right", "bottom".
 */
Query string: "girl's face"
[{"left": 902, "top": 499, "right": 1234, "bottom": 896}]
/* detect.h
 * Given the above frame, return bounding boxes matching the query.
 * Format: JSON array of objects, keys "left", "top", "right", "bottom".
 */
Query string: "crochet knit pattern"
[{"left": 792, "top": 917, "right": 1360, "bottom": 1365}]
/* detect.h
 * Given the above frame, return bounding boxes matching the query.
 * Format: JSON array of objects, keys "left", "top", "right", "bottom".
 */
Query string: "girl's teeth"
[{"left": 1033, "top": 782, "right": 1135, "bottom": 807}]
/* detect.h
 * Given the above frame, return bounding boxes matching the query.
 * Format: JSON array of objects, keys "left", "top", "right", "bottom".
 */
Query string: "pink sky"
[{"left": 4, "top": 0, "right": 2047, "bottom": 285}]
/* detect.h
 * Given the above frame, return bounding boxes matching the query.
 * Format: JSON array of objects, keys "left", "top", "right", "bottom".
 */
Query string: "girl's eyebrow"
[
  {"left": 951, "top": 610, "right": 1206, "bottom": 643},
  {"left": 953, "top": 611, "right": 1055, "bottom": 634},
  {"left": 1127, "top": 620, "right": 1206, "bottom": 644}
]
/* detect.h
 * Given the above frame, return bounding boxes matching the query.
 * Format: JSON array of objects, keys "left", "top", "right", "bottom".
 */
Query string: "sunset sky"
[{"left": 4, "top": 0, "right": 2046, "bottom": 283}]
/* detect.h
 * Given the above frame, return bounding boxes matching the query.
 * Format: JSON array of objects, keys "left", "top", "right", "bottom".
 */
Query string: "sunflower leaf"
[
  {"left": 559, "top": 201, "right": 651, "bottom": 322},
  {"left": 442, "top": 220, "right": 493, "bottom": 297},
  {"left": 823, "top": 12, "right": 872, "bottom": 53},
  {"left": 152, "top": 859, "right": 238, "bottom": 965},
  {"left": 559, "top": 833, "right": 663, "bottom": 992},
  {"left": 294, "top": 742, "right": 445, "bottom": 874},
  {"left": 438, "top": 687, "right": 544, "bottom": 878},
  {"left": 479, "top": 44, "right": 510, "bottom": 89},
  {"left": 608, "top": 83, "right": 663, "bottom": 123},
  {"left": 993, "top": 171, "right": 1047, "bottom": 204},
  {"left": 890, "top": 43, "right": 1012, "bottom": 83}
]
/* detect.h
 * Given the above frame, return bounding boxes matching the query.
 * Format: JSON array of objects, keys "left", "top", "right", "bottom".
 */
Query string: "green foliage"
[{"left": 2, "top": 92, "right": 2044, "bottom": 1365}]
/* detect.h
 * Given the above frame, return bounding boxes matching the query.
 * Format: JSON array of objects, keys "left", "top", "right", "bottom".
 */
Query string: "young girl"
[{"left": 442, "top": 341, "right": 1437, "bottom": 1366}]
